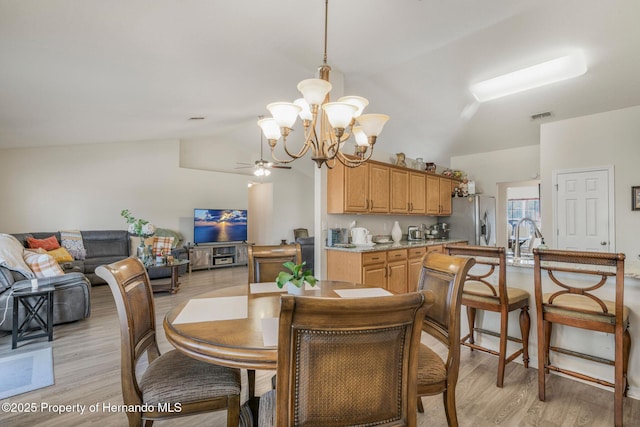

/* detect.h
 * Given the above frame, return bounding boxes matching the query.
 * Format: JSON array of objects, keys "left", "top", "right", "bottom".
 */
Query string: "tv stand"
[{"left": 186, "top": 242, "right": 248, "bottom": 273}]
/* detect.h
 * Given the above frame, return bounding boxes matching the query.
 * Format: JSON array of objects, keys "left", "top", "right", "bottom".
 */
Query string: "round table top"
[{"left": 163, "top": 280, "right": 382, "bottom": 370}]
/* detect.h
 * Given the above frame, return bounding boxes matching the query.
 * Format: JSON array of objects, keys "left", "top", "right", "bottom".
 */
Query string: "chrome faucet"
[{"left": 514, "top": 217, "right": 543, "bottom": 258}]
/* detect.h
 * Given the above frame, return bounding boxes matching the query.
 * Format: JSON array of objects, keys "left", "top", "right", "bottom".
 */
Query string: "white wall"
[
  {"left": 450, "top": 145, "right": 540, "bottom": 197},
  {"left": 540, "top": 104, "right": 640, "bottom": 258},
  {"left": 0, "top": 139, "right": 314, "bottom": 245}
]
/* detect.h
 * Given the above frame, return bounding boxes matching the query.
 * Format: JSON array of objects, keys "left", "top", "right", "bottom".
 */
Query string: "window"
[{"left": 507, "top": 198, "right": 540, "bottom": 237}]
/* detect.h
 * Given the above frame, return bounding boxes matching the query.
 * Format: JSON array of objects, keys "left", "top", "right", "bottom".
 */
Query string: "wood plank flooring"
[{"left": 1, "top": 266, "right": 638, "bottom": 426}]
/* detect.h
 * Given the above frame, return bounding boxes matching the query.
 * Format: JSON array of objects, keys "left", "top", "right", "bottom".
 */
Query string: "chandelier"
[{"left": 257, "top": 0, "right": 389, "bottom": 169}]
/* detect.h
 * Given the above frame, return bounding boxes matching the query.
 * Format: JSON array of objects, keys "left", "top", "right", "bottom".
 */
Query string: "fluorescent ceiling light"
[{"left": 470, "top": 53, "right": 587, "bottom": 102}]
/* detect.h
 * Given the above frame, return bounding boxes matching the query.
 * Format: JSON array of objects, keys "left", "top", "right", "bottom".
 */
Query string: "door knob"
[{"left": 600, "top": 241, "right": 607, "bottom": 245}]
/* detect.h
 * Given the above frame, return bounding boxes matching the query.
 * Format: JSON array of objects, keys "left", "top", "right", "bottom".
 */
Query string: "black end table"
[{"left": 12, "top": 284, "right": 55, "bottom": 349}]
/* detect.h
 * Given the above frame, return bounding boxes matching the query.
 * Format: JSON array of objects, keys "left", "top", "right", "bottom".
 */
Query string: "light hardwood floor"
[{"left": 1, "top": 266, "right": 638, "bottom": 426}]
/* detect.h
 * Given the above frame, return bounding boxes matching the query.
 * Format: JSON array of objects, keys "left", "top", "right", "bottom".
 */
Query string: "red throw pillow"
[{"left": 26, "top": 235, "right": 61, "bottom": 251}]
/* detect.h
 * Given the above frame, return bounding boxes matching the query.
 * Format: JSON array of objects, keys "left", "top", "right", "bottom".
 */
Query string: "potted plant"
[{"left": 276, "top": 261, "right": 317, "bottom": 294}]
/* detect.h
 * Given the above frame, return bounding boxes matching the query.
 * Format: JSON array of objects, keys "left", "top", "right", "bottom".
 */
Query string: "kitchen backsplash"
[{"left": 325, "top": 214, "right": 441, "bottom": 241}]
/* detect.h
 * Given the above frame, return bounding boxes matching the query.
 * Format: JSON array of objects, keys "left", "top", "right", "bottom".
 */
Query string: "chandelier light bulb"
[
  {"left": 297, "top": 78, "right": 332, "bottom": 106},
  {"left": 294, "top": 98, "right": 313, "bottom": 121},
  {"left": 267, "top": 102, "right": 301, "bottom": 129},
  {"left": 352, "top": 126, "right": 369, "bottom": 146},
  {"left": 357, "top": 114, "right": 390, "bottom": 137},
  {"left": 257, "top": 117, "right": 282, "bottom": 141},
  {"left": 338, "top": 96, "right": 369, "bottom": 118},
  {"left": 254, "top": 166, "right": 271, "bottom": 177},
  {"left": 322, "top": 102, "right": 358, "bottom": 129}
]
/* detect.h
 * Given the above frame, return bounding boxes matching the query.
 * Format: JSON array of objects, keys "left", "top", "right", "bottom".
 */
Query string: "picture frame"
[{"left": 633, "top": 186, "right": 640, "bottom": 211}]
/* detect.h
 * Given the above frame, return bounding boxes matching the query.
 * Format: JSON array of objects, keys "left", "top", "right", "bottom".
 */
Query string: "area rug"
[{"left": 0, "top": 345, "right": 54, "bottom": 399}]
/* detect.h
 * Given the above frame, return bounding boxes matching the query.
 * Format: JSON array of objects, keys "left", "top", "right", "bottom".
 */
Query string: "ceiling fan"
[{"left": 236, "top": 122, "right": 292, "bottom": 176}]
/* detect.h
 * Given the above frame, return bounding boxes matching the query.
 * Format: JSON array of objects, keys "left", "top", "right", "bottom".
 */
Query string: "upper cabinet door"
[
  {"left": 426, "top": 175, "right": 440, "bottom": 215},
  {"left": 344, "top": 164, "right": 370, "bottom": 212},
  {"left": 369, "top": 163, "right": 390, "bottom": 213},
  {"left": 439, "top": 177, "right": 452, "bottom": 215},
  {"left": 390, "top": 168, "right": 409, "bottom": 214},
  {"left": 409, "top": 172, "right": 426, "bottom": 214}
]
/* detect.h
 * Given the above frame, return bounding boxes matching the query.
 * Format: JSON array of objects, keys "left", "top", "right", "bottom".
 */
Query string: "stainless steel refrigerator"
[{"left": 445, "top": 195, "right": 496, "bottom": 246}]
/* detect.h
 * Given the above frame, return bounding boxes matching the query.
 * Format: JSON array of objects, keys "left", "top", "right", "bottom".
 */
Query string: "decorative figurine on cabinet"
[{"left": 395, "top": 152, "right": 407, "bottom": 167}]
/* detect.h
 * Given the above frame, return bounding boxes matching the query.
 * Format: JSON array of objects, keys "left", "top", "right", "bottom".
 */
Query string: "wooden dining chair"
[
  {"left": 247, "top": 243, "right": 302, "bottom": 284},
  {"left": 533, "top": 249, "right": 630, "bottom": 427},
  {"left": 444, "top": 244, "right": 530, "bottom": 387},
  {"left": 96, "top": 257, "right": 241, "bottom": 427},
  {"left": 258, "top": 291, "right": 433, "bottom": 427},
  {"left": 415, "top": 252, "right": 475, "bottom": 427}
]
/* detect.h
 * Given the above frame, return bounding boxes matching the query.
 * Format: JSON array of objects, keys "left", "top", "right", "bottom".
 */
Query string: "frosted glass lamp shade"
[
  {"left": 297, "top": 78, "right": 332, "bottom": 106},
  {"left": 294, "top": 98, "right": 313, "bottom": 121},
  {"left": 322, "top": 102, "right": 357, "bottom": 129},
  {"left": 267, "top": 102, "right": 301, "bottom": 129},
  {"left": 352, "top": 126, "right": 369, "bottom": 146},
  {"left": 338, "top": 96, "right": 369, "bottom": 117},
  {"left": 257, "top": 118, "right": 282, "bottom": 140},
  {"left": 357, "top": 114, "right": 390, "bottom": 137}
]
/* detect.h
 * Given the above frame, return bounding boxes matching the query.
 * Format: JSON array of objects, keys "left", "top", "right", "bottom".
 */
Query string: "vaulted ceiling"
[{"left": 1, "top": 1, "right": 639, "bottom": 172}]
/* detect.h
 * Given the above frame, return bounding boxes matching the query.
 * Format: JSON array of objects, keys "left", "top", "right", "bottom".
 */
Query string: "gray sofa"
[
  {"left": 0, "top": 268, "right": 91, "bottom": 332},
  {"left": 12, "top": 230, "right": 131, "bottom": 285},
  {"left": 11, "top": 230, "right": 187, "bottom": 285}
]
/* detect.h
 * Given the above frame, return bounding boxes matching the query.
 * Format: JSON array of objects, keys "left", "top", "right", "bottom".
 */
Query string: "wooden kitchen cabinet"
[
  {"left": 426, "top": 175, "right": 453, "bottom": 215},
  {"left": 328, "top": 162, "right": 390, "bottom": 213},
  {"left": 327, "top": 248, "right": 408, "bottom": 293},
  {"left": 390, "top": 168, "right": 409, "bottom": 214},
  {"left": 409, "top": 172, "right": 426, "bottom": 214}
]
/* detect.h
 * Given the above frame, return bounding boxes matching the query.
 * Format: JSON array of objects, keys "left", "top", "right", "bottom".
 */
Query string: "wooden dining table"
[
  {"left": 163, "top": 280, "right": 394, "bottom": 425},
  {"left": 163, "top": 280, "right": 389, "bottom": 370}
]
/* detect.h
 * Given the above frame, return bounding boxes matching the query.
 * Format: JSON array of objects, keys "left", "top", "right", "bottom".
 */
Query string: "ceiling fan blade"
[
  {"left": 234, "top": 165, "right": 254, "bottom": 169},
  {"left": 236, "top": 162, "right": 254, "bottom": 166},
  {"left": 270, "top": 165, "right": 292, "bottom": 169}
]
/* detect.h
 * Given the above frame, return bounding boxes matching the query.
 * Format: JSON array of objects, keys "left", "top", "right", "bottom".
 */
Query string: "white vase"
[
  {"left": 287, "top": 282, "right": 304, "bottom": 295},
  {"left": 391, "top": 221, "right": 402, "bottom": 243}
]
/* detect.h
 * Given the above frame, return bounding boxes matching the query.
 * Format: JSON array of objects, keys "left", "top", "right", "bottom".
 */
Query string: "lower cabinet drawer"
[{"left": 362, "top": 252, "right": 387, "bottom": 266}]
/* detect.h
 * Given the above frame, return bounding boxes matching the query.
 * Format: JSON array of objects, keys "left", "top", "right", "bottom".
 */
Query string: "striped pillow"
[
  {"left": 152, "top": 236, "right": 174, "bottom": 256},
  {"left": 23, "top": 251, "right": 65, "bottom": 278}
]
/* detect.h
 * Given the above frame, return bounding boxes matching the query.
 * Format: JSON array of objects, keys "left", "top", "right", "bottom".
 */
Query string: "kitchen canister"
[{"left": 391, "top": 221, "right": 402, "bottom": 243}]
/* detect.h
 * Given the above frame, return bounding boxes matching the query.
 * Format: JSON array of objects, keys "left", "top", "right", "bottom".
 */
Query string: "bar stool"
[
  {"left": 533, "top": 248, "right": 629, "bottom": 427},
  {"left": 445, "top": 244, "right": 530, "bottom": 387}
]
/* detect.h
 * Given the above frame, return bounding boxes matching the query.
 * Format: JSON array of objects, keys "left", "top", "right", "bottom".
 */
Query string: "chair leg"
[
  {"left": 520, "top": 306, "right": 530, "bottom": 368},
  {"left": 417, "top": 396, "right": 424, "bottom": 413},
  {"left": 144, "top": 421, "right": 153, "bottom": 427},
  {"left": 247, "top": 369, "right": 256, "bottom": 399},
  {"left": 623, "top": 329, "right": 631, "bottom": 397},
  {"left": 467, "top": 306, "right": 476, "bottom": 348},
  {"left": 537, "top": 317, "right": 547, "bottom": 402},
  {"left": 544, "top": 321, "right": 552, "bottom": 374},
  {"left": 443, "top": 389, "right": 459, "bottom": 427},
  {"left": 226, "top": 394, "right": 241, "bottom": 427},
  {"left": 497, "top": 308, "right": 508, "bottom": 388}
]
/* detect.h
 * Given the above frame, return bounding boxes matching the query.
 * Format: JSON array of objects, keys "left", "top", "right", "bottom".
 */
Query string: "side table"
[
  {"left": 145, "top": 259, "right": 190, "bottom": 294},
  {"left": 12, "top": 285, "right": 55, "bottom": 349}
]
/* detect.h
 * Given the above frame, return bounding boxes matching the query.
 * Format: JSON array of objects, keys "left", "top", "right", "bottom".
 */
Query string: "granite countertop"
[{"left": 324, "top": 239, "right": 467, "bottom": 253}]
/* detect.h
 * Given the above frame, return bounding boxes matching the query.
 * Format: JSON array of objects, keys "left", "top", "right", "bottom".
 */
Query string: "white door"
[{"left": 555, "top": 168, "right": 613, "bottom": 252}]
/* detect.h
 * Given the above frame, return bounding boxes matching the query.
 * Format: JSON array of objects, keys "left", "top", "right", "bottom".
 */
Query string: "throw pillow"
[
  {"left": 26, "top": 235, "right": 61, "bottom": 251},
  {"left": 25, "top": 247, "right": 47, "bottom": 254},
  {"left": 152, "top": 236, "right": 174, "bottom": 256},
  {"left": 60, "top": 229, "right": 87, "bottom": 260},
  {"left": 47, "top": 247, "right": 74, "bottom": 263},
  {"left": 23, "top": 251, "right": 65, "bottom": 278}
]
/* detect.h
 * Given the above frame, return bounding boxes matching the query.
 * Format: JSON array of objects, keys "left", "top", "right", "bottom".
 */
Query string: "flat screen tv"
[{"left": 194, "top": 209, "right": 248, "bottom": 244}]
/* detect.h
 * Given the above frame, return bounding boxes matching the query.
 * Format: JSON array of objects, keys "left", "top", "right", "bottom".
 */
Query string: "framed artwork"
[{"left": 633, "top": 186, "right": 640, "bottom": 211}]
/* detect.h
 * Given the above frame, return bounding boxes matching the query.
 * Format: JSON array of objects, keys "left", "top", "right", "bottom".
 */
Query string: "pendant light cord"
[{"left": 323, "top": 0, "right": 328, "bottom": 65}]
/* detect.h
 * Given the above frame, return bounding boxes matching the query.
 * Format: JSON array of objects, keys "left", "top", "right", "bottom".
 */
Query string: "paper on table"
[
  {"left": 334, "top": 288, "right": 392, "bottom": 298},
  {"left": 250, "top": 282, "right": 320, "bottom": 294},
  {"left": 261, "top": 317, "right": 279, "bottom": 346},
  {"left": 172, "top": 296, "right": 248, "bottom": 324}
]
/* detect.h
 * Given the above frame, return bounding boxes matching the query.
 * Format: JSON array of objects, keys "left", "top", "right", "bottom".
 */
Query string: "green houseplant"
[{"left": 276, "top": 261, "right": 317, "bottom": 290}]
